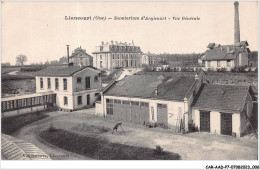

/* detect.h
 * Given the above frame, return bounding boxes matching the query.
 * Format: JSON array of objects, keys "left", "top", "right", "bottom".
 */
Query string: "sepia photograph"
[{"left": 1, "top": 0, "right": 259, "bottom": 169}]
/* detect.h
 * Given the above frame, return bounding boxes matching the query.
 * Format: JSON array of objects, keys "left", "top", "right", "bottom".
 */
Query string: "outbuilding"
[{"left": 192, "top": 84, "right": 253, "bottom": 137}]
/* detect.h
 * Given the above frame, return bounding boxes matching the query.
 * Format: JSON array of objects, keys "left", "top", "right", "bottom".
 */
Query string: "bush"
[
  {"left": 188, "top": 123, "right": 198, "bottom": 132},
  {"left": 154, "top": 145, "right": 164, "bottom": 156}
]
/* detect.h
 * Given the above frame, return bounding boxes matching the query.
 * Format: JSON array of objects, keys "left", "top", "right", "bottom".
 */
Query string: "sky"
[{"left": 1, "top": 1, "right": 258, "bottom": 65}]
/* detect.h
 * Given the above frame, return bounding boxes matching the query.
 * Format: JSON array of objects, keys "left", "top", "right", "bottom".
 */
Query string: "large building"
[
  {"left": 96, "top": 70, "right": 254, "bottom": 137},
  {"left": 92, "top": 41, "right": 142, "bottom": 70},
  {"left": 141, "top": 52, "right": 162, "bottom": 66},
  {"left": 199, "top": 2, "right": 250, "bottom": 71},
  {"left": 69, "top": 46, "right": 93, "bottom": 66},
  {"left": 36, "top": 65, "right": 101, "bottom": 111},
  {"left": 96, "top": 70, "right": 207, "bottom": 132}
]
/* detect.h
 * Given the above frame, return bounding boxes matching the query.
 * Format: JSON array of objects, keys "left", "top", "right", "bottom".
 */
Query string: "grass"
[
  {"left": 1, "top": 111, "right": 49, "bottom": 135},
  {"left": 39, "top": 129, "right": 181, "bottom": 160}
]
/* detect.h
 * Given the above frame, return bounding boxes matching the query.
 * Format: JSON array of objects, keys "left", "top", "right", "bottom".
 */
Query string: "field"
[{"left": 1, "top": 66, "right": 38, "bottom": 96}]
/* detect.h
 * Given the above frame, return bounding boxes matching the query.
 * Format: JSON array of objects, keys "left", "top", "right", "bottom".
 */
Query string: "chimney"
[
  {"left": 132, "top": 40, "right": 134, "bottom": 46},
  {"left": 234, "top": 1, "right": 240, "bottom": 45},
  {"left": 111, "top": 40, "right": 113, "bottom": 45},
  {"left": 66, "top": 45, "right": 69, "bottom": 65},
  {"left": 101, "top": 41, "right": 104, "bottom": 45}
]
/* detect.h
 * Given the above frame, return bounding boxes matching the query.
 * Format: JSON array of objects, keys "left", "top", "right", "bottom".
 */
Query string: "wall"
[
  {"left": 95, "top": 101, "right": 103, "bottom": 117},
  {"left": 72, "top": 68, "right": 101, "bottom": 92},
  {"left": 204, "top": 60, "right": 234, "bottom": 71},
  {"left": 102, "top": 95, "right": 185, "bottom": 129},
  {"left": 210, "top": 111, "right": 220, "bottom": 134},
  {"left": 71, "top": 53, "right": 92, "bottom": 66},
  {"left": 193, "top": 109, "right": 242, "bottom": 136},
  {"left": 73, "top": 90, "right": 99, "bottom": 110},
  {"left": 232, "top": 113, "right": 241, "bottom": 137},
  {"left": 36, "top": 76, "right": 73, "bottom": 94}
]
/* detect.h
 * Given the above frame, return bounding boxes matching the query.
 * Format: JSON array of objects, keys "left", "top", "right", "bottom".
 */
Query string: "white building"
[
  {"left": 96, "top": 70, "right": 206, "bottom": 132},
  {"left": 200, "top": 42, "right": 250, "bottom": 71},
  {"left": 69, "top": 46, "right": 93, "bottom": 66},
  {"left": 192, "top": 84, "right": 253, "bottom": 137},
  {"left": 36, "top": 65, "right": 101, "bottom": 111},
  {"left": 92, "top": 41, "right": 142, "bottom": 70}
]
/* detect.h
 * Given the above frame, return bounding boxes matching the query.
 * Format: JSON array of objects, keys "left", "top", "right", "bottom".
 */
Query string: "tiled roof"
[
  {"left": 104, "top": 75, "right": 195, "bottom": 101},
  {"left": 36, "top": 66, "right": 98, "bottom": 77},
  {"left": 203, "top": 45, "right": 247, "bottom": 61},
  {"left": 193, "top": 84, "right": 249, "bottom": 112}
]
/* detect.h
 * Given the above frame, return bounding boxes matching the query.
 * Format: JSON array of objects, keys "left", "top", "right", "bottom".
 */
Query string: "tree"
[{"left": 16, "top": 54, "right": 27, "bottom": 66}]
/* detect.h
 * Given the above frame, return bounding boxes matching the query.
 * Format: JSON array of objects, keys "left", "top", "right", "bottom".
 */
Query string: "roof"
[
  {"left": 36, "top": 66, "right": 99, "bottom": 77},
  {"left": 203, "top": 44, "right": 248, "bottom": 61},
  {"left": 193, "top": 84, "right": 250, "bottom": 112},
  {"left": 1, "top": 91, "right": 55, "bottom": 102},
  {"left": 104, "top": 75, "right": 196, "bottom": 101}
]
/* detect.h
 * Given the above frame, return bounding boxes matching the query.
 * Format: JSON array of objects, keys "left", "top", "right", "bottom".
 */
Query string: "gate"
[
  {"left": 200, "top": 111, "right": 210, "bottom": 132},
  {"left": 157, "top": 104, "right": 168, "bottom": 127},
  {"left": 221, "top": 113, "right": 232, "bottom": 135}
]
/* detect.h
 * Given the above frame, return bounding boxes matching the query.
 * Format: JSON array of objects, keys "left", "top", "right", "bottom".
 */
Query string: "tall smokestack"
[
  {"left": 66, "top": 45, "right": 69, "bottom": 64},
  {"left": 234, "top": 1, "right": 240, "bottom": 45}
]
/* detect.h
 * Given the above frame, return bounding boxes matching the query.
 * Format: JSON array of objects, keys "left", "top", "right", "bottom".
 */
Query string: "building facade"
[
  {"left": 141, "top": 52, "right": 162, "bottom": 66},
  {"left": 200, "top": 42, "right": 250, "bottom": 71},
  {"left": 36, "top": 66, "right": 101, "bottom": 111},
  {"left": 192, "top": 84, "right": 253, "bottom": 137},
  {"left": 69, "top": 47, "right": 93, "bottom": 66},
  {"left": 92, "top": 41, "right": 142, "bottom": 70}
]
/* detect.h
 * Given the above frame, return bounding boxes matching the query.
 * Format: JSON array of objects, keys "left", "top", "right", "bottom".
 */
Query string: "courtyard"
[{"left": 12, "top": 108, "right": 258, "bottom": 160}]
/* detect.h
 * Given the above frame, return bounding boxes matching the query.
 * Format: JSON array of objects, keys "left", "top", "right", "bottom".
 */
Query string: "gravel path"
[{"left": 12, "top": 108, "right": 258, "bottom": 160}]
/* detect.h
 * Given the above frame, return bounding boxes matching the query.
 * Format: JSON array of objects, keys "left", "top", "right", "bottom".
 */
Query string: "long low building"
[
  {"left": 96, "top": 70, "right": 254, "bottom": 137},
  {"left": 96, "top": 70, "right": 207, "bottom": 132}
]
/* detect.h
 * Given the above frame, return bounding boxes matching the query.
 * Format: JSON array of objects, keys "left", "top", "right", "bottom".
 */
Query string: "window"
[
  {"left": 100, "top": 55, "right": 102, "bottom": 60},
  {"left": 100, "top": 61, "right": 102, "bottom": 68},
  {"left": 77, "top": 96, "right": 82, "bottom": 105},
  {"left": 64, "top": 96, "right": 68, "bottom": 105},
  {"left": 63, "top": 78, "right": 67, "bottom": 90},
  {"left": 207, "top": 61, "right": 211, "bottom": 67},
  {"left": 94, "top": 75, "right": 98, "bottom": 81},
  {"left": 227, "top": 60, "right": 231, "bottom": 67},
  {"left": 95, "top": 93, "right": 99, "bottom": 96},
  {"left": 55, "top": 78, "right": 59, "bottom": 90},
  {"left": 47, "top": 78, "right": 51, "bottom": 89},
  {"left": 40, "top": 78, "right": 43, "bottom": 89},
  {"left": 77, "top": 77, "right": 82, "bottom": 83},
  {"left": 106, "top": 99, "right": 114, "bottom": 115},
  {"left": 112, "top": 54, "right": 115, "bottom": 59},
  {"left": 85, "top": 77, "right": 90, "bottom": 89},
  {"left": 217, "top": 61, "right": 220, "bottom": 67}
]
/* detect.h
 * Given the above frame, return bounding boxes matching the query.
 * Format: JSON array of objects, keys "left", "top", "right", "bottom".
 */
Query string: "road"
[{"left": 12, "top": 108, "right": 258, "bottom": 160}]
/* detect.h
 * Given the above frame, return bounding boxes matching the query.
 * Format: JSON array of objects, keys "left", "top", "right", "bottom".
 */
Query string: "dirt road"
[{"left": 13, "top": 109, "right": 258, "bottom": 160}]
